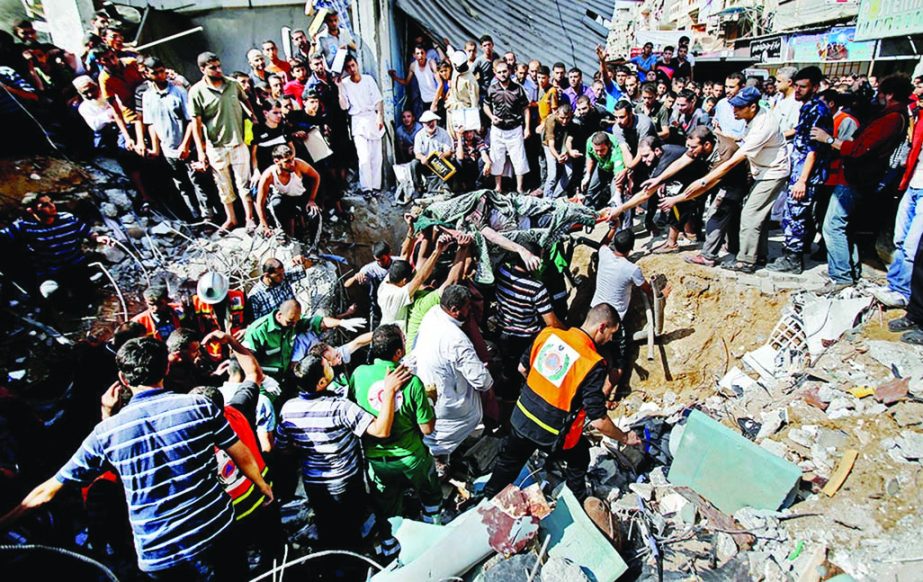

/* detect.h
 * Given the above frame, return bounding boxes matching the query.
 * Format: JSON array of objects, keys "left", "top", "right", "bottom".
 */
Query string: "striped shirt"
[
  {"left": 247, "top": 268, "right": 307, "bottom": 320},
  {"left": 56, "top": 389, "right": 238, "bottom": 573},
  {"left": 495, "top": 264, "right": 553, "bottom": 338},
  {"left": 1, "top": 213, "right": 91, "bottom": 277},
  {"left": 276, "top": 392, "right": 373, "bottom": 488}
]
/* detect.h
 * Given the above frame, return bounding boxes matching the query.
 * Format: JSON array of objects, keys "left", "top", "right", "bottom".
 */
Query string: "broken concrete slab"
[
  {"left": 874, "top": 378, "right": 910, "bottom": 405},
  {"left": 541, "top": 486, "right": 628, "bottom": 582},
  {"left": 375, "top": 491, "right": 540, "bottom": 581},
  {"left": 866, "top": 340, "right": 923, "bottom": 394},
  {"left": 802, "top": 295, "right": 872, "bottom": 358},
  {"left": 668, "top": 410, "right": 802, "bottom": 514}
]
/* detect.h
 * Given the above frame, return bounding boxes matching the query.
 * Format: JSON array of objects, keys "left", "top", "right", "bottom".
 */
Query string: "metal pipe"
[
  {"left": 134, "top": 27, "right": 204, "bottom": 51},
  {"left": 90, "top": 262, "right": 128, "bottom": 322}
]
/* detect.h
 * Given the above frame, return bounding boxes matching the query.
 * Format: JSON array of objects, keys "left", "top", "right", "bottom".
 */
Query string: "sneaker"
[
  {"left": 722, "top": 261, "right": 756, "bottom": 274},
  {"left": 818, "top": 281, "right": 851, "bottom": 295},
  {"left": 888, "top": 315, "right": 917, "bottom": 333},
  {"left": 765, "top": 253, "right": 803, "bottom": 275},
  {"left": 870, "top": 286, "right": 908, "bottom": 308},
  {"left": 902, "top": 327, "right": 923, "bottom": 345}
]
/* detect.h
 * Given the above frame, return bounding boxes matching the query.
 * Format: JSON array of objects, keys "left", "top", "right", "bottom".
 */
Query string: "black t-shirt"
[
  {"left": 251, "top": 124, "right": 289, "bottom": 172},
  {"left": 568, "top": 109, "right": 602, "bottom": 152},
  {"left": 651, "top": 143, "right": 711, "bottom": 191}
]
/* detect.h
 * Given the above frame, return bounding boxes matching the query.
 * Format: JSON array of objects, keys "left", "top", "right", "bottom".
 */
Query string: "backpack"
[{"left": 843, "top": 109, "right": 909, "bottom": 189}]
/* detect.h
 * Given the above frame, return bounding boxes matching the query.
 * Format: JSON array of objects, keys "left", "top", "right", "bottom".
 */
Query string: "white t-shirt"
[
  {"left": 412, "top": 59, "right": 439, "bottom": 103},
  {"left": 591, "top": 247, "right": 645, "bottom": 320},
  {"left": 341, "top": 74, "right": 383, "bottom": 117},
  {"left": 377, "top": 281, "right": 411, "bottom": 330},
  {"left": 773, "top": 94, "right": 800, "bottom": 134},
  {"left": 739, "top": 108, "right": 790, "bottom": 181}
]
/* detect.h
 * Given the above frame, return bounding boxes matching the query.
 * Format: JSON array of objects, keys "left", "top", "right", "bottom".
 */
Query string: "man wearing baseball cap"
[{"left": 663, "top": 85, "right": 789, "bottom": 273}]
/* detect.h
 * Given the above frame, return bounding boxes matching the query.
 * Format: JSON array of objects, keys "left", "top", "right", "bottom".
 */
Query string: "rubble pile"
[{"left": 566, "top": 285, "right": 923, "bottom": 581}]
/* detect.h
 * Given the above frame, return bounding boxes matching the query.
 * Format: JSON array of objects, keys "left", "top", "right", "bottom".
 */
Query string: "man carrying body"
[
  {"left": 667, "top": 87, "right": 790, "bottom": 273},
  {"left": 483, "top": 304, "right": 641, "bottom": 502},
  {"left": 413, "top": 285, "right": 493, "bottom": 470},
  {"left": 377, "top": 235, "right": 447, "bottom": 330}
]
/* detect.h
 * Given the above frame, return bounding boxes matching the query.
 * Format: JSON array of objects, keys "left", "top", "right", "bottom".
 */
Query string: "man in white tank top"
[
  {"left": 255, "top": 144, "right": 321, "bottom": 238},
  {"left": 390, "top": 45, "right": 439, "bottom": 118}
]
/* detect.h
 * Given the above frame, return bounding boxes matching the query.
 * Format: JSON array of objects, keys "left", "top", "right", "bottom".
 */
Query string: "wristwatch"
[{"left": 825, "top": 136, "right": 835, "bottom": 145}]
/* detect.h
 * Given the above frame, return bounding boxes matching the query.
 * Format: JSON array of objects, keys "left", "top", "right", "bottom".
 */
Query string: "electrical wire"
[
  {"left": 248, "top": 549, "right": 385, "bottom": 582},
  {"left": 0, "top": 543, "right": 118, "bottom": 582}
]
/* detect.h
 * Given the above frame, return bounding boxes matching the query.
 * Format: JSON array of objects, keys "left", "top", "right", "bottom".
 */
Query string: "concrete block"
[
  {"left": 667, "top": 410, "right": 802, "bottom": 514},
  {"left": 541, "top": 486, "right": 628, "bottom": 582}
]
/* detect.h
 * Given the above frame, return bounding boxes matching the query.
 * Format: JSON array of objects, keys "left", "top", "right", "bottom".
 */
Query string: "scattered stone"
[
  {"left": 815, "top": 427, "right": 849, "bottom": 450},
  {"left": 875, "top": 378, "right": 910, "bottom": 405},
  {"left": 99, "top": 245, "right": 126, "bottom": 264},
  {"left": 892, "top": 402, "right": 923, "bottom": 427},
  {"left": 628, "top": 482, "right": 654, "bottom": 501},
  {"left": 760, "top": 438, "right": 789, "bottom": 459},
  {"left": 99, "top": 202, "right": 119, "bottom": 218},
  {"left": 757, "top": 409, "right": 788, "bottom": 439},
  {"left": 540, "top": 556, "right": 590, "bottom": 582},
  {"left": 888, "top": 431, "right": 923, "bottom": 463},
  {"left": 715, "top": 531, "right": 738, "bottom": 563},
  {"left": 150, "top": 222, "right": 174, "bottom": 236},
  {"left": 787, "top": 425, "right": 817, "bottom": 449},
  {"left": 105, "top": 188, "right": 133, "bottom": 211}
]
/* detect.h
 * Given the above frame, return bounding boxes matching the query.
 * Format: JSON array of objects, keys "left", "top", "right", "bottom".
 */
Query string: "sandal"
[
  {"left": 684, "top": 254, "right": 715, "bottom": 267},
  {"left": 722, "top": 261, "right": 756, "bottom": 274}
]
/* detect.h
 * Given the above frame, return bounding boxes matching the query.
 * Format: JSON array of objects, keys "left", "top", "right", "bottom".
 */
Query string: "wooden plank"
[{"left": 822, "top": 449, "right": 858, "bottom": 497}]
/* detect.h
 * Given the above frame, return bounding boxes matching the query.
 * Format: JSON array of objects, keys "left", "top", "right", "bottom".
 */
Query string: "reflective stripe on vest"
[{"left": 520, "top": 327, "right": 603, "bottom": 445}]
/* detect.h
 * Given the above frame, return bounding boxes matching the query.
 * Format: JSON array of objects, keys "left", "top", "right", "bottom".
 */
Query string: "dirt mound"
[{"left": 568, "top": 247, "right": 788, "bottom": 401}]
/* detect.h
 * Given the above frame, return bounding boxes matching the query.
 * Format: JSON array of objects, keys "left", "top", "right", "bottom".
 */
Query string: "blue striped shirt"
[
  {"left": 496, "top": 264, "right": 553, "bottom": 338},
  {"left": 56, "top": 389, "right": 238, "bottom": 572},
  {"left": 1, "top": 212, "right": 91, "bottom": 277},
  {"left": 276, "top": 392, "right": 373, "bottom": 487}
]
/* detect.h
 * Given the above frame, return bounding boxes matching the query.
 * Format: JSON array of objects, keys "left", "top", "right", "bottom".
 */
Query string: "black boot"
[{"left": 766, "top": 252, "right": 803, "bottom": 274}]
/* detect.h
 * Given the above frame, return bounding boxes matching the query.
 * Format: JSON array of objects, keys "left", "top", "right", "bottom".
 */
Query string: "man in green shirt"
[
  {"left": 243, "top": 299, "right": 352, "bottom": 380},
  {"left": 580, "top": 131, "right": 626, "bottom": 210},
  {"left": 189, "top": 51, "right": 256, "bottom": 231},
  {"left": 349, "top": 324, "right": 443, "bottom": 524}
]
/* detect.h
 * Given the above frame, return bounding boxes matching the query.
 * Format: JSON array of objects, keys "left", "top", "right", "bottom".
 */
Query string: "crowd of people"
[{"left": 3, "top": 8, "right": 923, "bottom": 582}]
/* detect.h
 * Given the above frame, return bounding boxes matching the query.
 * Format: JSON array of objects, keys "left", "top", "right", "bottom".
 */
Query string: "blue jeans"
[
  {"left": 886, "top": 187, "right": 923, "bottom": 299},
  {"left": 822, "top": 184, "right": 862, "bottom": 284}
]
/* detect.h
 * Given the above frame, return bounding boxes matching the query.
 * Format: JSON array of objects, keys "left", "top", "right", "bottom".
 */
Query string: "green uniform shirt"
[
  {"left": 585, "top": 133, "right": 625, "bottom": 174},
  {"left": 405, "top": 290, "right": 442, "bottom": 350},
  {"left": 243, "top": 312, "right": 323, "bottom": 375},
  {"left": 349, "top": 359, "right": 435, "bottom": 459},
  {"left": 189, "top": 76, "right": 248, "bottom": 147}
]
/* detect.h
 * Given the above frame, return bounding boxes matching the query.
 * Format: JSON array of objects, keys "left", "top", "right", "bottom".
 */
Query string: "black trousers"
[
  {"left": 702, "top": 194, "right": 743, "bottom": 260},
  {"left": 145, "top": 525, "right": 247, "bottom": 582},
  {"left": 483, "top": 427, "right": 590, "bottom": 501},
  {"left": 304, "top": 474, "right": 369, "bottom": 551},
  {"left": 909, "top": 232, "right": 923, "bottom": 325},
  {"left": 164, "top": 156, "right": 219, "bottom": 221}
]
